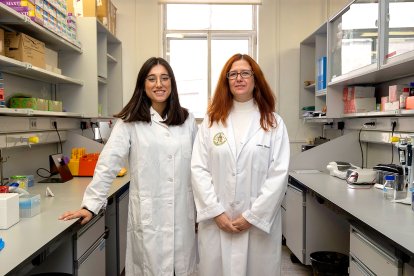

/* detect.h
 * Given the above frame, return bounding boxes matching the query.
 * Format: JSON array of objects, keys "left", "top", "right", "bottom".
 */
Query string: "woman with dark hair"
[
  {"left": 60, "top": 57, "right": 198, "bottom": 276},
  {"left": 191, "top": 53, "right": 290, "bottom": 275}
]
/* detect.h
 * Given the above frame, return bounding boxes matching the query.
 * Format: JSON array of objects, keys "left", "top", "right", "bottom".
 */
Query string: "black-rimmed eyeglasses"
[{"left": 226, "top": 70, "right": 254, "bottom": 80}]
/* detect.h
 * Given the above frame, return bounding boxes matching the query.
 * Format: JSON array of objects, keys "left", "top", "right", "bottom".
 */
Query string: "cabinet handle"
[
  {"left": 287, "top": 184, "right": 304, "bottom": 193},
  {"left": 351, "top": 228, "right": 399, "bottom": 266},
  {"left": 350, "top": 253, "right": 375, "bottom": 276},
  {"left": 104, "top": 226, "right": 110, "bottom": 239}
]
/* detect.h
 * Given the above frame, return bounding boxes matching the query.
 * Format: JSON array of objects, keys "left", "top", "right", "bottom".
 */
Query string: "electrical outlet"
[
  {"left": 50, "top": 119, "right": 57, "bottom": 129},
  {"left": 29, "top": 118, "right": 37, "bottom": 129},
  {"left": 364, "top": 119, "right": 377, "bottom": 129},
  {"left": 391, "top": 118, "right": 398, "bottom": 129}
]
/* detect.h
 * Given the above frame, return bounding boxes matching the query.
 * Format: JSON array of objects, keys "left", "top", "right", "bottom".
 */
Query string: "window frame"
[{"left": 162, "top": 4, "right": 258, "bottom": 117}]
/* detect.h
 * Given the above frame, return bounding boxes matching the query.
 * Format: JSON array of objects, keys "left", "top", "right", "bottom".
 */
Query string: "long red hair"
[{"left": 208, "top": 54, "right": 276, "bottom": 131}]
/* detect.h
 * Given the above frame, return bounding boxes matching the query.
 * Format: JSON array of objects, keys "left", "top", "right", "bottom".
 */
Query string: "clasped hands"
[{"left": 214, "top": 213, "right": 252, "bottom": 233}]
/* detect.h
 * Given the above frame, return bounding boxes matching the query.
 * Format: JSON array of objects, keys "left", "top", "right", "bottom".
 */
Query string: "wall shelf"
[
  {"left": 0, "top": 108, "right": 82, "bottom": 117},
  {"left": 342, "top": 109, "right": 414, "bottom": 118},
  {"left": 107, "top": 54, "right": 117, "bottom": 63},
  {"left": 299, "top": 22, "right": 329, "bottom": 118},
  {"left": 0, "top": 56, "right": 84, "bottom": 85},
  {"left": 304, "top": 83, "right": 315, "bottom": 89},
  {"left": 303, "top": 117, "right": 333, "bottom": 124},
  {"left": 300, "top": 0, "right": 414, "bottom": 121},
  {"left": 59, "top": 18, "right": 123, "bottom": 118},
  {"left": 316, "top": 89, "right": 327, "bottom": 97},
  {"left": 0, "top": 3, "right": 82, "bottom": 53}
]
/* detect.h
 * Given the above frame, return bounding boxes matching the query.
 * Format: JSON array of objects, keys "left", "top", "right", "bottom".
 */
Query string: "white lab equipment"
[
  {"left": 326, "top": 161, "right": 360, "bottom": 179},
  {"left": 346, "top": 168, "right": 377, "bottom": 184},
  {"left": 0, "top": 193, "right": 20, "bottom": 229}
]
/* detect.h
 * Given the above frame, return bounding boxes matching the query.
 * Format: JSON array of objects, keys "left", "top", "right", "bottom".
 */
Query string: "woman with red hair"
[{"left": 191, "top": 53, "right": 290, "bottom": 275}]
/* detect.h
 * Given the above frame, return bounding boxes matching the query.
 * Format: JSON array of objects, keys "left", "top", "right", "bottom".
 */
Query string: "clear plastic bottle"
[{"left": 383, "top": 175, "right": 395, "bottom": 200}]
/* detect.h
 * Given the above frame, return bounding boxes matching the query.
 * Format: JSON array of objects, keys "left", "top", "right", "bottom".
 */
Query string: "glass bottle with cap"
[{"left": 383, "top": 175, "right": 395, "bottom": 200}]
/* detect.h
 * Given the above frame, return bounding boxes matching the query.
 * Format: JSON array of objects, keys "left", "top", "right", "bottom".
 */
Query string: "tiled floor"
[
  {"left": 281, "top": 245, "right": 314, "bottom": 275},
  {"left": 121, "top": 245, "right": 314, "bottom": 276}
]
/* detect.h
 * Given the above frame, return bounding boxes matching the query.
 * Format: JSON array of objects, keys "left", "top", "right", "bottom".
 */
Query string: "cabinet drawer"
[
  {"left": 350, "top": 253, "right": 375, "bottom": 276},
  {"left": 75, "top": 212, "right": 105, "bottom": 258},
  {"left": 285, "top": 184, "right": 305, "bottom": 263},
  {"left": 350, "top": 227, "right": 401, "bottom": 276}
]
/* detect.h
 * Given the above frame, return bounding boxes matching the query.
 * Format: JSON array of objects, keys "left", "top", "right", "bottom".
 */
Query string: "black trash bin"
[{"left": 310, "top": 251, "right": 349, "bottom": 276}]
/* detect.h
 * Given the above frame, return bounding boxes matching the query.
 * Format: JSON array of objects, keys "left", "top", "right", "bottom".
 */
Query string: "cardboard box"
[
  {"left": 48, "top": 100, "right": 63, "bottom": 112},
  {"left": 344, "top": 97, "right": 376, "bottom": 114},
  {"left": 45, "top": 47, "right": 58, "bottom": 68},
  {"left": 97, "top": 0, "right": 116, "bottom": 35},
  {"left": 96, "top": 0, "right": 108, "bottom": 19},
  {"left": 67, "top": 0, "right": 97, "bottom": 17},
  {"left": 380, "top": 96, "right": 389, "bottom": 111},
  {"left": 407, "top": 96, "right": 414, "bottom": 110},
  {"left": 0, "top": 28, "right": 4, "bottom": 56},
  {"left": 384, "top": 101, "right": 400, "bottom": 111},
  {"left": 108, "top": 1, "right": 116, "bottom": 35},
  {"left": 389, "top": 84, "right": 409, "bottom": 102},
  {"left": 5, "top": 32, "right": 45, "bottom": 68},
  {"left": 343, "top": 86, "right": 375, "bottom": 101},
  {"left": 10, "top": 97, "right": 48, "bottom": 110}
]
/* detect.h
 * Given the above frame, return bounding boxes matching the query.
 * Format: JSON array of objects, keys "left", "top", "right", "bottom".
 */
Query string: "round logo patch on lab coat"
[{"left": 213, "top": 132, "right": 227, "bottom": 146}]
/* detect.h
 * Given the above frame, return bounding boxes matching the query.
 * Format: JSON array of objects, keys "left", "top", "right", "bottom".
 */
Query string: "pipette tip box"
[{"left": 19, "top": 194, "right": 41, "bottom": 218}]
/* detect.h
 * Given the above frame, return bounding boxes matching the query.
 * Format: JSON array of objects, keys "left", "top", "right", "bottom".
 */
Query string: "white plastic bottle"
[{"left": 383, "top": 175, "right": 395, "bottom": 200}]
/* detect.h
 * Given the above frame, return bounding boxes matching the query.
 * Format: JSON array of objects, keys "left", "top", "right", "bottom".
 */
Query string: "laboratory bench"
[
  {"left": 0, "top": 174, "right": 130, "bottom": 276},
  {"left": 288, "top": 171, "right": 414, "bottom": 275}
]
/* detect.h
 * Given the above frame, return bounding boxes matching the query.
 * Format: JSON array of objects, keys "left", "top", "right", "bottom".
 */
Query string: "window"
[{"left": 163, "top": 4, "right": 257, "bottom": 118}]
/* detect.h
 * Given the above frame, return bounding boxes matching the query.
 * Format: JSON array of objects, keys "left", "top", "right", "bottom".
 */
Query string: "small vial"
[
  {"left": 383, "top": 175, "right": 395, "bottom": 200},
  {"left": 400, "top": 92, "right": 408, "bottom": 109},
  {"left": 410, "top": 82, "right": 414, "bottom": 97}
]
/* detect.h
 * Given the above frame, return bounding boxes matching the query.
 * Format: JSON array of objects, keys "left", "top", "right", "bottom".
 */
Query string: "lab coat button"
[
  {"left": 168, "top": 178, "right": 173, "bottom": 182},
  {"left": 168, "top": 155, "right": 173, "bottom": 159},
  {"left": 232, "top": 172, "right": 236, "bottom": 176}
]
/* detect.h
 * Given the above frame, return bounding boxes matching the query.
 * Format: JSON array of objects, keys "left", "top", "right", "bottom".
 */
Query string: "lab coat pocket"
[
  {"left": 130, "top": 194, "right": 152, "bottom": 226},
  {"left": 181, "top": 136, "right": 192, "bottom": 159},
  {"left": 253, "top": 145, "right": 270, "bottom": 172},
  {"left": 139, "top": 196, "right": 152, "bottom": 225}
]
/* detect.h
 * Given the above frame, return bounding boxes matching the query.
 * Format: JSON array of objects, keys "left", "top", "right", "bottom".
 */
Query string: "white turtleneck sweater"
[{"left": 231, "top": 98, "right": 255, "bottom": 154}]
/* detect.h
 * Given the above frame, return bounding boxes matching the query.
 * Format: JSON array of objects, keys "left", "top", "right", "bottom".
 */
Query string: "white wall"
[
  {"left": 111, "top": 0, "right": 162, "bottom": 105},
  {"left": 114, "top": 0, "right": 351, "bottom": 155}
]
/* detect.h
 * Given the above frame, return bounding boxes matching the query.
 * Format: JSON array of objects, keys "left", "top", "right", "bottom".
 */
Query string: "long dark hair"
[
  {"left": 114, "top": 57, "right": 189, "bottom": 125},
  {"left": 208, "top": 53, "right": 276, "bottom": 131}
]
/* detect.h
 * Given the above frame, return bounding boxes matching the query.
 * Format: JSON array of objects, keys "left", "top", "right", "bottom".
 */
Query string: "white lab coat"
[
  {"left": 191, "top": 109, "right": 290, "bottom": 276},
  {"left": 82, "top": 108, "right": 198, "bottom": 276}
]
